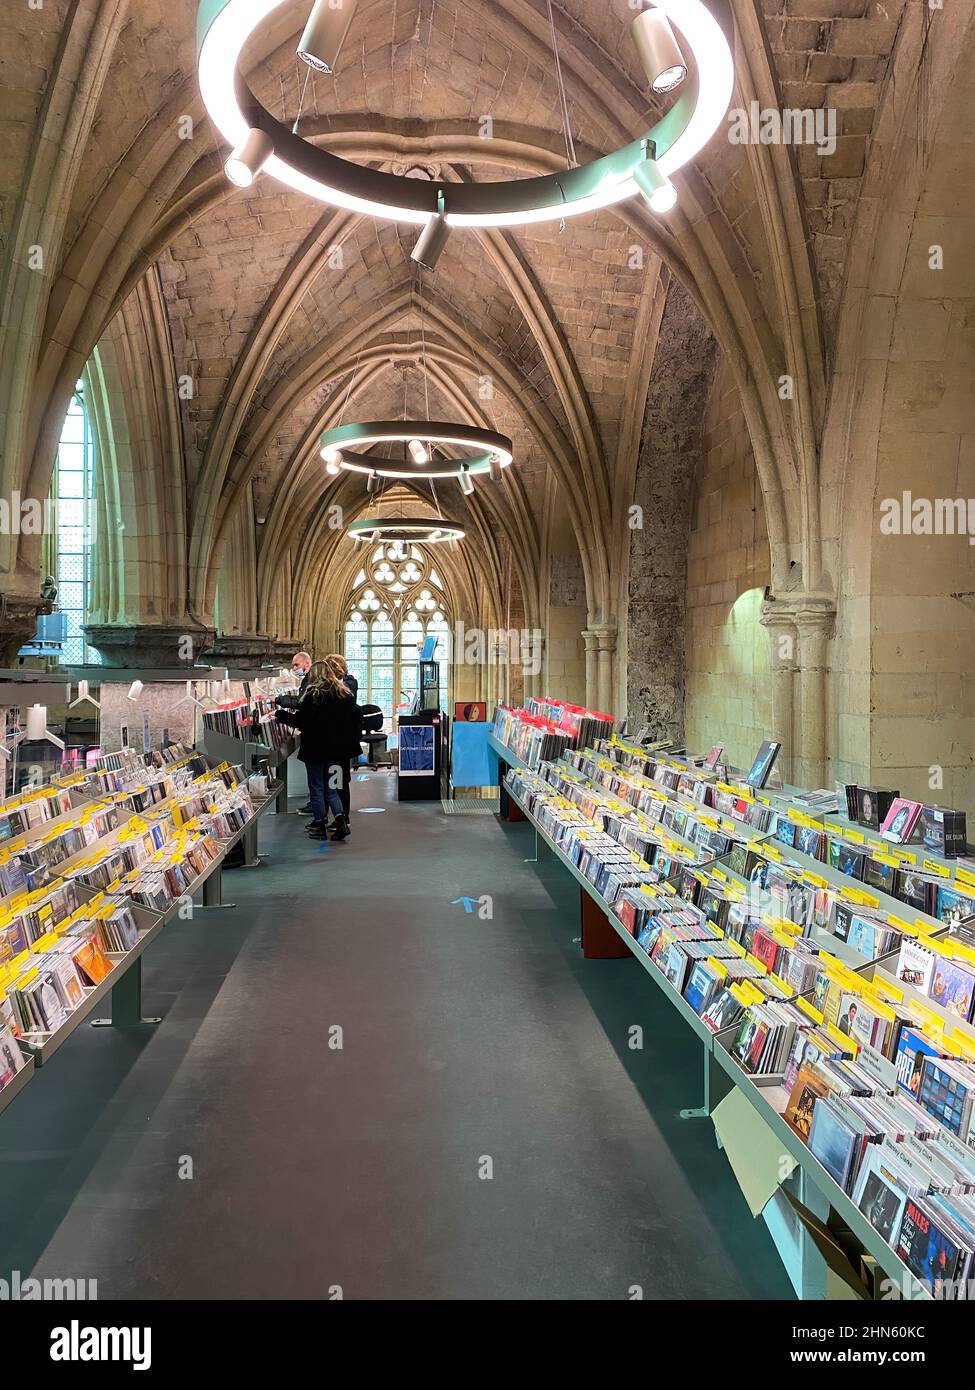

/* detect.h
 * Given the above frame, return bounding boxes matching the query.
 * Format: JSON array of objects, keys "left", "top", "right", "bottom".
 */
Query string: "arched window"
[
  {"left": 53, "top": 381, "right": 99, "bottom": 665},
  {"left": 342, "top": 541, "right": 451, "bottom": 723}
]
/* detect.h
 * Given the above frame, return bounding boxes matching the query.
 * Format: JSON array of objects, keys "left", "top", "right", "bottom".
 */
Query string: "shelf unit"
[
  {"left": 0, "top": 767, "right": 282, "bottom": 1106},
  {"left": 711, "top": 1030, "right": 933, "bottom": 1301},
  {"left": 496, "top": 756, "right": 950, "bottom": 1301}
]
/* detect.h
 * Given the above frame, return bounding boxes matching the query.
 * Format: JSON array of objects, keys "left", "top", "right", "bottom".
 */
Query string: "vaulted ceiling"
[{"left": 0, "top": 0, "right": 953, "bottom": 653}]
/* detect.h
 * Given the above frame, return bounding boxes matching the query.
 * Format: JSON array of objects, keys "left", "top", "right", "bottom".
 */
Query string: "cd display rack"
[
  {"left": 0, "top": 751, "right": 283, "bottom": 1104},
  {"left": 491, "top": 713, "right": 975, "bottom": 1301}
]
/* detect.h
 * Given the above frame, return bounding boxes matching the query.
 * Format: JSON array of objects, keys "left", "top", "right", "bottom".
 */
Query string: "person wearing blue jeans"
[
  {"left": 274, "top": 658, "right": 361, "bottom": 843},
  {"left": 306, "top": 761, "right": 345, "bottom": 830}
]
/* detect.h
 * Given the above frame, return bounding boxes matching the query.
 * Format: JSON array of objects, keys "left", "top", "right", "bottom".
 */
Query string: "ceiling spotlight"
[
  {"left": 489, "top": 454, "right": 503, "bottom": 483},
  {"left": 459, "top": 468, "right": 474, "bottom": 496},
  {"left": 325, "top": 454, "right": 342, "bottom": 476},
  {"left": 407, "top": 438, "right": 429, "bottom": 465},
  {"left": 411, "top": 211, "right": 449, "bottom": 269},
  {"left": 366, "top": 471, "right": 379, "bottom": 495},
  {"left": 633, "top": 154, "right": 678, "bottom": 213},
  {"left": 127, "top": 680, "right": 144, "bottom": 702},
  {"left": 297, "top": 0, "right": 358, "bottom": 74},
  {"left": 224, "top": 127, "right": 273, "bottom": 187},
  {"left": 631, "top": 5, "right": 687, "bottom": 93}
]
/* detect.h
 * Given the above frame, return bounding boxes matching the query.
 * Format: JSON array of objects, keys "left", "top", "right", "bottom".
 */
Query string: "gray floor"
[{"left": 0, "top": 772, "right": 791, "bottom": 1299}]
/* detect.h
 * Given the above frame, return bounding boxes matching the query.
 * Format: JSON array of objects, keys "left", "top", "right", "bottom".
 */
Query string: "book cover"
[
  {"left": 929, "top": 955, "right": 975, "bottom": 1020},
  {"left": 785, "top": 1064, "right": 832, "bottom": 1142},
  {"left": 881, "top": 797, "right": 923, "bottom": 845},
  {"left": 808, "top": 1099, "right": 858, "bottom": 1191},
  {"left": 895, "top": 938, "right": 935, "bottom": 992},
  {"left": 895, "top": 1199, "right": 962, "bottom": 1294},
  {"left": 701, "top": 987, "right": 743, "bottom": 1034},
  {"left": 71, "top": 935, "right": 112, "bottom": 987},
  {"left": 852, "top": 1147, "right": 908, "bottom": 1244},
  {"left": 683, "top": 963, "right": 717, "bottom": 1016},
  {"left": 937, "top": 886, "right": 975, "bottom": 928},
  {"left": 895, "top": 1026, "right": 943, "bottom": 1100}
]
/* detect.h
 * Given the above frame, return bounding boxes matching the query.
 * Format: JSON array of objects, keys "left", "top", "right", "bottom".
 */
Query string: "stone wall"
[
  {"left": 684, "top": 357, "right": 773, "bottom": 772},
  {"left": 626, "top": 282, "right": 716, "bottom": 739}
]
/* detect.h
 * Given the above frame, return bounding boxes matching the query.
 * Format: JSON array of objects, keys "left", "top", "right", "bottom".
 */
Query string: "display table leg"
[
  {"left": 242, "top": 819, "right": 261, "bottom": 867},
  {"left": 679, "top": 1044, "right": 712, "bottom": 1120},
  {"left": 200, "top": 863, "right": 236, "bottom": 910},
  {"left": 580, "top": 888, "right": 631, "bottom": 959},
  {"left": 91, "top": 958, "right": 161, "bottom": 1027},
  {"left": 523, "top": 827, "right": 553, "bottom": 864},
  {"left": 275, "top": 760, "right": 289, "bottom": 813}
]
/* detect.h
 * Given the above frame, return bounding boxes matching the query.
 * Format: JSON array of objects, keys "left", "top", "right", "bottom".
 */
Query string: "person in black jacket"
[
  {"left": 275, "top": 658, "right": 360, "bottom": 841},
  {"left": 326, "top": 654, "right": 359, "bottom": 822}
]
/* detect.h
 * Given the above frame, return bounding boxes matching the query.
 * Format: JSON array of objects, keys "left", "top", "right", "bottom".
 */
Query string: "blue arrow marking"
[{"left": 450, "top": 896, "right": 478, "bottom": 913}]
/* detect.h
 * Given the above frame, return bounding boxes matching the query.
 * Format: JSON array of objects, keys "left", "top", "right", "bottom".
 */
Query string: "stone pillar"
[
  {"left": 794, "top": 603, "right": 835, "bottom": 789},
  {"left": 582, "top": 629, "right": 599, "bottom": 709},
  {"left": 760, "top": 602, "right": 798, "bottom": 785},
  {"left": 595, "top": 625, "right": 617, "bottom": 715}
]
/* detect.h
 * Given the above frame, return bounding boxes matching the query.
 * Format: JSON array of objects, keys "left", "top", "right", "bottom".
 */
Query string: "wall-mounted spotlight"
[
  {"left": 459, "top": 467, "right": 474, "bottom": 496},
  {"left": 633, "top": 150, "right": 678, "bottom": 213},
  {"left": 489, "top": 453, "right": 503, "bottom": 483},
  {"left": 411, "top": 211, "right": 449, "bottom": 269},
  {"left": 67, "top": 679, "right": 100, "bottom": 711},
  {"left": 6, "top": 705, "right": 66, "bottom": 755},
  {"left": 224, "top": 128, "right": 273, "bottom": 188},
  {"left": 366, "top": 471, "right": 379, "bottom": 495},
  {"left": 127, "top": 680, "right": 144, "bottom": 702},
  {"left": 297, "top": 0, "right": 358, "bottom": 74},
  {"left": 631, "top": 5, "right": 687, "bottom": 93},
  {"left": 177, "top": 680, "right": 214, "bottom": 709},
  {"left": 407, "top": 438, "right": 430, "bottom": 465}
]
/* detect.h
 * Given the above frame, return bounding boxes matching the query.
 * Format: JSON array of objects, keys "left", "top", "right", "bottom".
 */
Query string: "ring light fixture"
[
  {"left": 320, "top": 421, "right": 513, "bottom": 484},
  {"left": 347, "top": 516, "right": 465, "bottom": 545},
  {"left": 197, "top": 0, "right": 734, "bottom": 226}
]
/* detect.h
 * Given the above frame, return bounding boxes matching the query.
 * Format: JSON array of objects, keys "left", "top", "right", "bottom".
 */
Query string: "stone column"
[
  {"left": 582, "top": 628, "right": 599, "bottom": 709},
  {"left": 594, "top": 625, "right": 617, "bottom": 715},
  {"left": 793, "top": 602, "right": 835, "bottom": 789},
  {"left": 760, "top": 601, "right": 798, "bottom": 785}
]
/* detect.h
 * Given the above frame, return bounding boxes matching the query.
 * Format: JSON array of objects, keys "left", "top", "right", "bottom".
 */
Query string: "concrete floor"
[{"left": 0, "top": 771, "right": 791, "bottom": 1299}]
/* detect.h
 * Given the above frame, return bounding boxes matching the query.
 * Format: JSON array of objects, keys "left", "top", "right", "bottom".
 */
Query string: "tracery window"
[{"left": 342, "top": 541, "right": 449, "bottom": 722}]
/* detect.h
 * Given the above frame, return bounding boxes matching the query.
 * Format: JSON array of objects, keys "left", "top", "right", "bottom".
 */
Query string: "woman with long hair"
[
  {"left": 325, "top": 652, "right": 358, "bottom": 699},
  {"left": 275, "top": 657, "right": 360, "bottom": 841}
]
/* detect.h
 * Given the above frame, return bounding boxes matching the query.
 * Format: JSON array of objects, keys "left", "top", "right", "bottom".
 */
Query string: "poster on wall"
[{"left": 454, "top": 701, "right": 487, "bottom": 723}]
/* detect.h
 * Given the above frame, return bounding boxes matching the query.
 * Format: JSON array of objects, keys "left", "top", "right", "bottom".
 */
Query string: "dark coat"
[{"left": 276, "top": 686, "right": 362, "bottom": 765}]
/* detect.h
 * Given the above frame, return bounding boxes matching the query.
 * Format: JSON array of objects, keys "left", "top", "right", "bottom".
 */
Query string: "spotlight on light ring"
[
  {"left": 320, "top": 420, "right": 513, "bottom": 481},
  {"left": 197, "top": 0, "right": 733, "bottom": 226},
  {"left": 346, "top": 517, "right": 465, "bottom": 545}
]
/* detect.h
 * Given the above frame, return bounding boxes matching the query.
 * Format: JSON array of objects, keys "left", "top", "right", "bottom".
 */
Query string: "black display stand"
[{"left": 397, "top": 709, "right": 448, "bottom": 800}]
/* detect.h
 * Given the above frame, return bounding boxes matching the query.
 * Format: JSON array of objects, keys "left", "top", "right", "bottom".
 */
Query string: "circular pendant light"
[
  {"left": 321, "top": 421, "right": 512, "bottom": 483},
  {"left": 347, "top": 517, "right": 465, "bottom": 545},
  {"left": 197, "top": 1, "right": 734, "bottom": 226}
]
